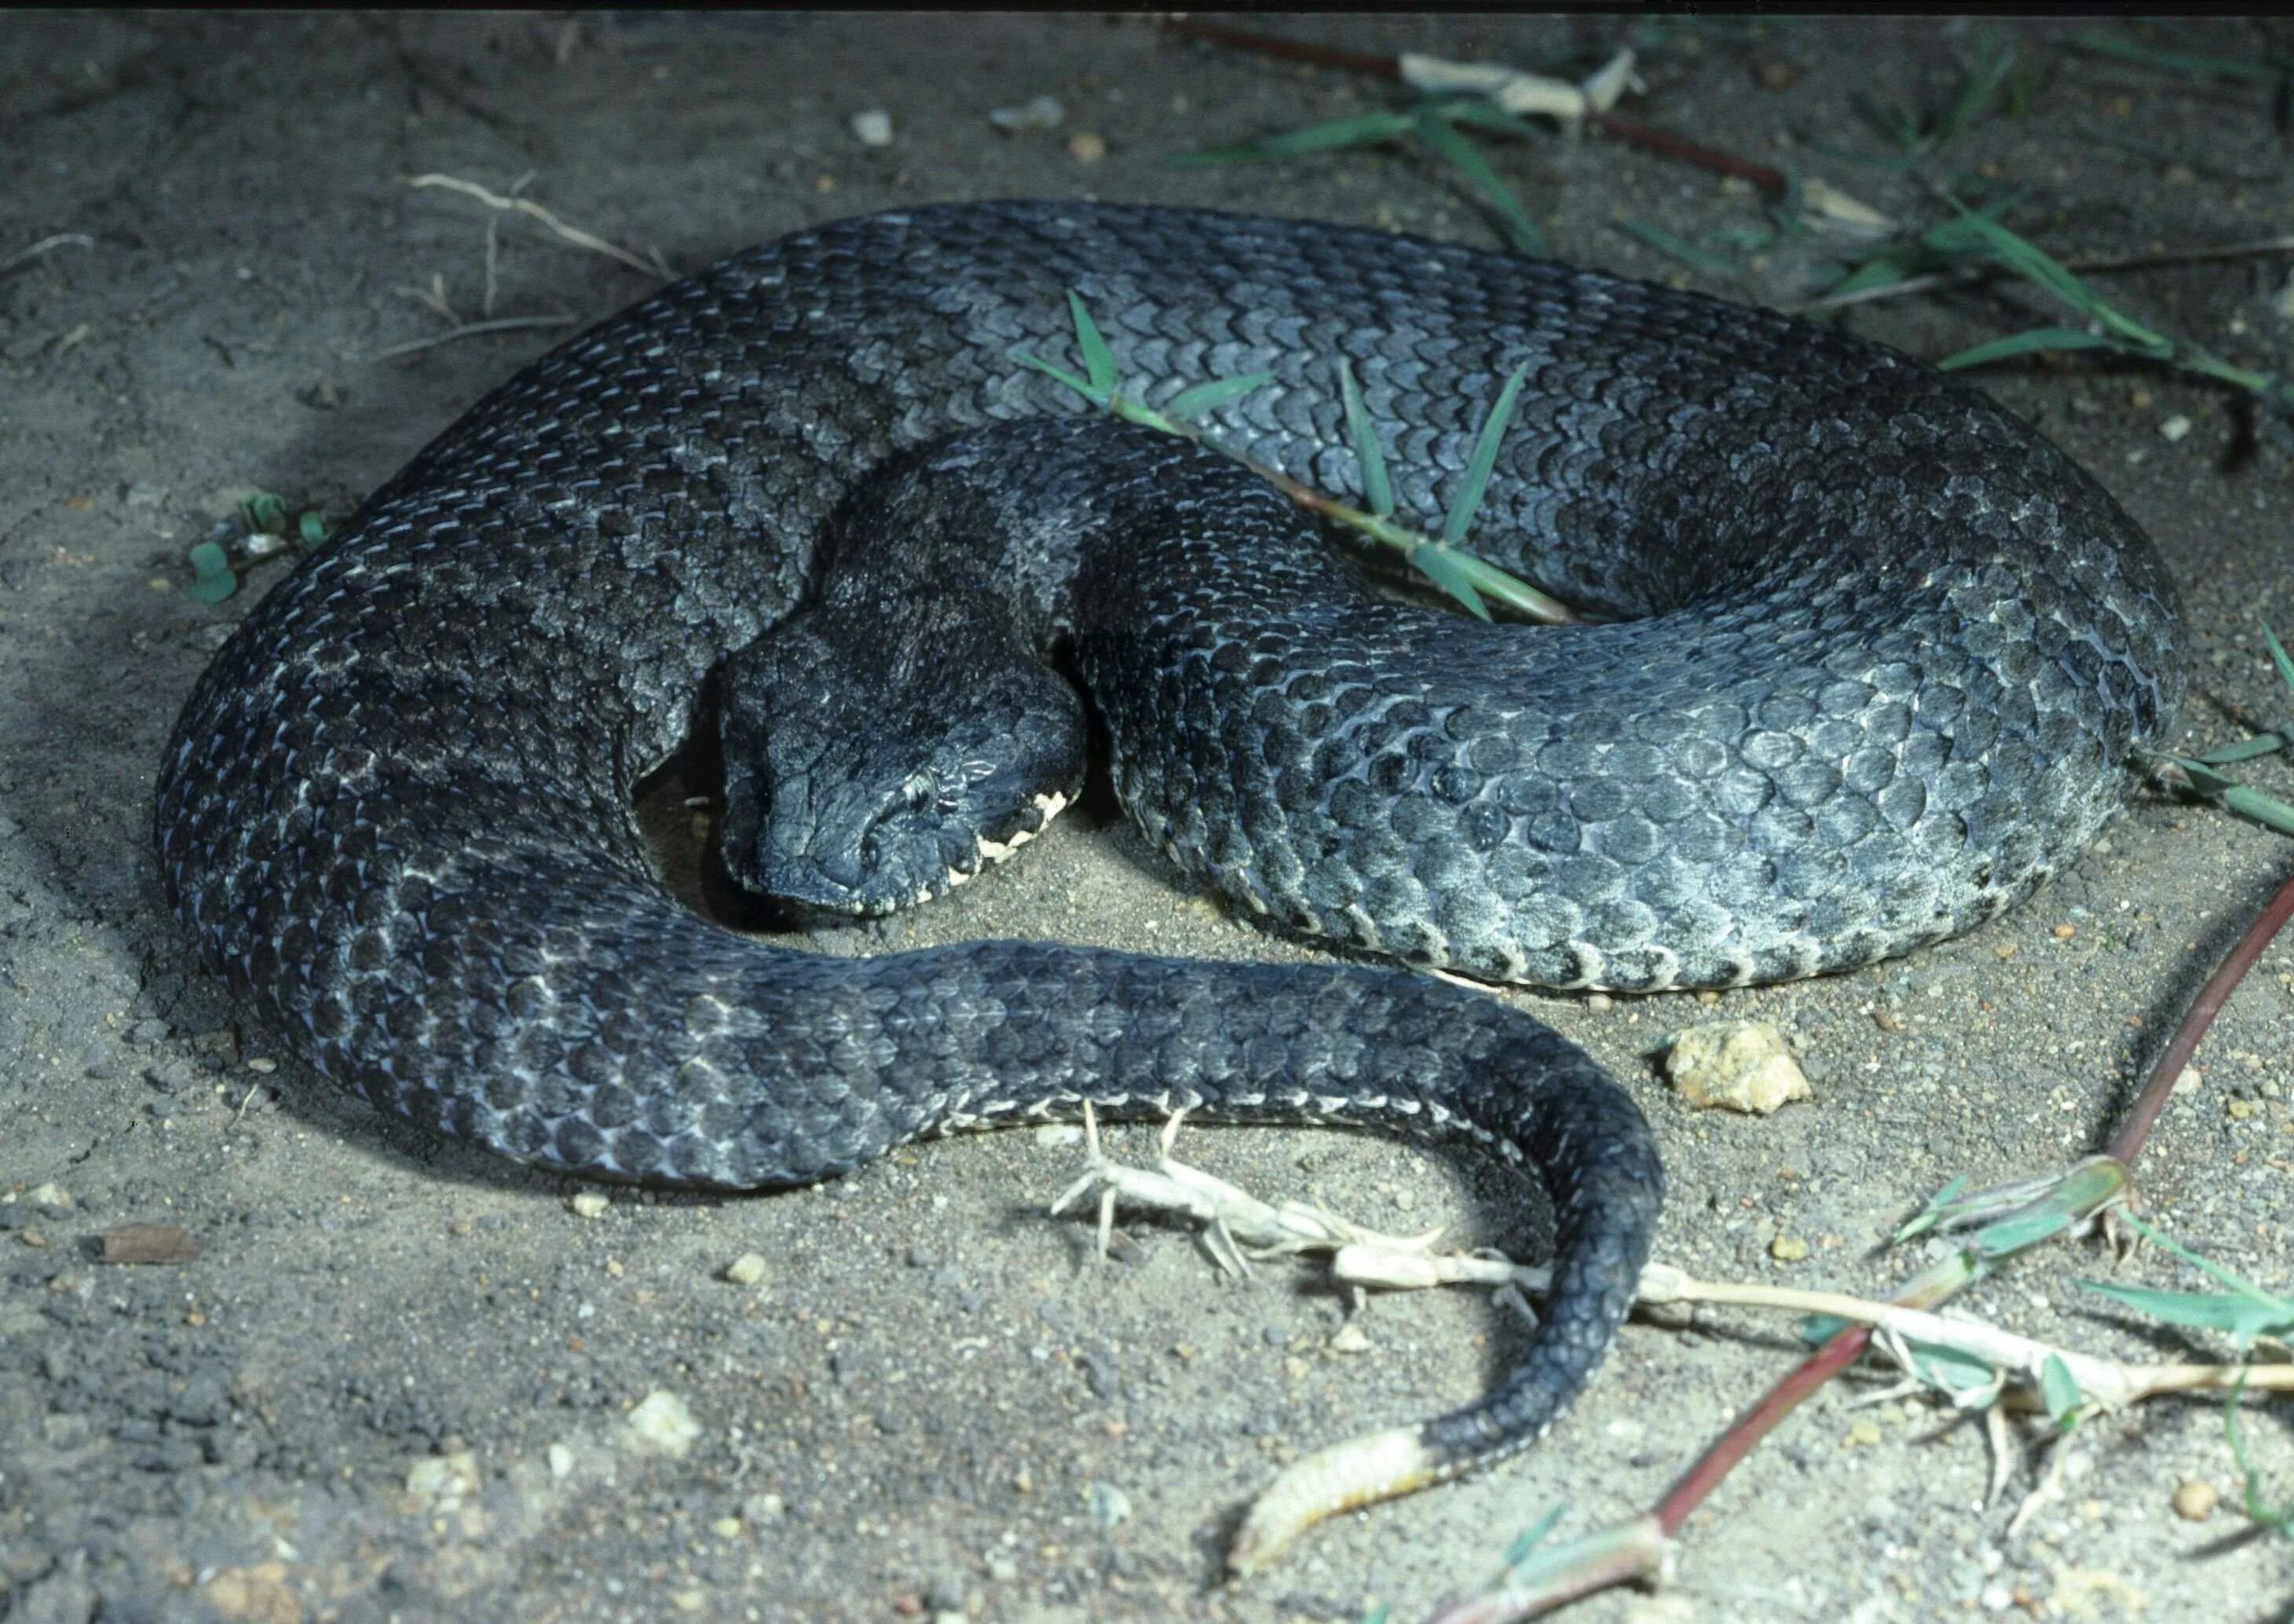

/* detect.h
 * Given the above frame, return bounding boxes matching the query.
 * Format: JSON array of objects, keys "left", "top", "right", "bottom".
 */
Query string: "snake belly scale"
[{"left": 153, "top": 202, "right": 2182, "bottom": 1567}]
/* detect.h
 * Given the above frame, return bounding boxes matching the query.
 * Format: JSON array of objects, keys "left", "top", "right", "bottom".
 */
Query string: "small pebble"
[
  {"left": 2160, "top": 414, "right": 2191, "bottom": 443},
  {"left": 28, "top": 1183, "right": 71, "bottom": 1211},
  {"left": 1066, "top": 131, "right": 1107, "bottom": 163},
  {"left": 624, "top": 1389, "right": 702, "bottom": 1458},
  {"left": 723, "top": 1252, "right": 769, "bottom": 1286},
  {"left": 989, "top": 93, "right": 1063, "bottom": 133},
  {"left": 1771, "top": 1234, "right": 1810, "bottom": 1263},
  {"left": 1585, "top": 992, "right": 1615, "bottom": 1011},
  {"left": 1086, "top": 1480, "right": 1132, "bottom": 1529},
  {"left": 569, "top": 1191, "right": 610, "bottom": 1219},
  {"left": 1328, "top": 1322, "right": 1371, "bottom": 1355},
  {"left": 547, "top": 1443, "right": 576, "bottom": 1480},
  {"left": 2173, "top": 1478, "right": 2218, "bottom": 1520},
  {"left": 850, "top": 109, "right": 894, "bottom": 147}
]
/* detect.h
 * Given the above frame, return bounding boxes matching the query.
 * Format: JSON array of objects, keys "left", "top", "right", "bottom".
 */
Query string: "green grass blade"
[
  {"left": 1441, "top": 98, "right": 1546, "bottom": 141},
  {"left": 1337, "top": 357, "right": 1394, "bottom": 520},
  {"left": 1937, "top": 327, "right": 2117, "bottom": 371},
  {"left": 1441, "top": 550, "right": 1577, "bottom": 624},
  {"left": 2040, "top": 1354, "right": 2084, "bottom": 1428},
  {"left": 1412, "top": 108, "right": 1548, "bottom": 258},
  {"left": 1163, "top": 372, "right": 1273, "bottom": 422},
  {"left": 2069, "top": 28, "right": 2289, "bottom": 84},
  {"left": 1176, "top": 112, "right": 1418, "bottom": 165},
  {"left": 1410, "top": 543, "right": 1493, "bottom": 621},
  {"left": 1502, "top": 1503, "right": 1568, "bottom": 1567},
  {"left": 1065, "top": 291, "right": 1118, "bottom": 394},
  {"left": 1441, "top": 362, "right": 1529, "bottom": 545},
  {"left": 1947, "top": 209, "right": 2172, "bottom": 351},
  {"left": 2263, "top": 624, "right": 2294, "bottom": 703},
  {"left": 1013, "top": 350, "right": 1107, "bottom": 407},
  {"left": 2171, "top": 756, "right": 2294, "bottom": 839},
  {"left": 2080, "top": 1282, "right": 2294, "bottom": 1344},
  {"left": 1616, "top": 219, "right": 1740, "bottom": 277},
  {"left": 2194, "top": 733, "right": 2289, "bottom": 766},
  {"left": 1934, "top": 37, "right": 2018, "bottom": 147}
]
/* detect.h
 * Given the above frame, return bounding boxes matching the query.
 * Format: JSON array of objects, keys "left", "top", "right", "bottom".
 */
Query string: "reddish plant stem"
[
  {"left": 2108, "top": 865, "right": 2294, "bottom": 1163},
  {"left": 1158, "top": 17, "right": 1792, "bottom": 196}
]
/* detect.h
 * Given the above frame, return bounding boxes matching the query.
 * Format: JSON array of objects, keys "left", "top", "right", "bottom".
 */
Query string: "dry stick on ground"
[
  {"left": 403, "top": 173, "right": 675, "bottom": 280},
  {"left": 0, "top": 232, "right": 96, "bottom": 275}
]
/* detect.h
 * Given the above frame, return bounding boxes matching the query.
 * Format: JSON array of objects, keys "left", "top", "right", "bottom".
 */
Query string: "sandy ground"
[{"left": 2, "top": 13, "right": 2291, "bottom": 1624}]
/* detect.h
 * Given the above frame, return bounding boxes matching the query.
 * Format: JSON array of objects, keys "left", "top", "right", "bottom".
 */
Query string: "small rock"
[
  {"left": 2173, "top": 1478, "right": 2218, "bottom": 1520},
  {"left": 1842, "top": 1419, "right": 1882, "bottom": 1447},
  {"left": 130, "top": 1018, "right": 171, "bottom": 1046},
  {"left": 850, "top": 109, "right": 894, "bottom": 147},
  {"left": 2160, "top": 414, "right": 2191, "bottom": 443},
  {"left": 1664, "top": 1021, "right": 1813, "bottom": 1114},
  {"left": 1585, "top": 992, "right": 1614, "bottom": 1011},
  {"left": 198, "top": 1562, "right": 301, "bottom": 1624},
  {"left": 1066, "top": 131, "right": 1107, "bottom": 163},
  {"left": 1032, "top": 1124, "right": 1084, "bottom": 1148},
  {"left": 28, "top": 1183, "right": 71, "bottom": 1211},
  {"left": 2174, "top": 1065, "right": 2203, "bottom": 1094},
  {"left": 722, "top": 1251, "right": 769, "bottom": 1286},
  {"left": 1086, "top": 1480, "right": 1132, "bottom": 1529},
  {"left": 1770, "top": 1234, "right": 1809, "bottom": 1263},
  {"left": 984, "top": 1550, "right": 1019, "bottom": 1582},
  {"left": 624, "top": 1389, "right": 702, "bottom": 1458},
  {"left": 1328, "top": 1322, "right": 1371, "bottom": 1355},
  {"left": 547, "top": 1442, "right": 576, "bottom": 1480},
  {"left": 406, "top": 1448, "right": 481, "bottom": 1505},
  {"left": 989, "top": 93, "right": 1063, "bottom": 133},
  {"left": 569, "top": 1191, "right": 610, "bottom": 1219}
]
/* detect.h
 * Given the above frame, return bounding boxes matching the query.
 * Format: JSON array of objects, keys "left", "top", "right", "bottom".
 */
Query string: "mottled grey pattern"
[{"left": 153, "top": 203, "right": 2179, "bottom": 1488}]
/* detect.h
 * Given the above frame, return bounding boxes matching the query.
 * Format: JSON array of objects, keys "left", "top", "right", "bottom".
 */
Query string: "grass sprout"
[
  {"left": 1180, "top": 94, "right": 1549, "bottom": 258},
  {"left": 2068, "top": 27, "right": 2294, "bottom": 86},
  {"left": 1018, "top": 291, "right": 1577, "bottom": 624},
  {"left": 2166, "top": 624, "right": 2294, "bottom": 839},
  {"left": 1930, "top": 207, "right": 2294, "bottom": 410},
  {"left": 1849, "top": 31, "right": 2019, "bottom": 157}
]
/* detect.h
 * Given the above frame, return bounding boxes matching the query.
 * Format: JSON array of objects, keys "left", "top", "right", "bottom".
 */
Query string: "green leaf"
[
  {"left": 1442, "top": 362, "right": 1529, "bottom": 545},
  {"left": 187, "top": 541, "right": 237, "bottom": 604},
  {"left": 2193, "top": 733, "right": 2288, "bottom": 766},
  {"left": 2264, "top": 624, "right": 2294, "bottom": 704},
  {"left": 1934, "top": 37, "right": 2018, "bottom": 147},
  {"left": 240, "top": 492, "right": 287, "bottom": 536},
  {"left": 2040, "top": 1354, "right": 2084, "bottom": 1428},
  {"left": 1176, "top": 112, "right": 1418, "bottom": 166},
  {"left": 2102, "top": 1213, "right": 2294, "bottom": 1332},
  {"left": 1615, "top": 220, "right": 1740, "bottom": 277},
  {"left": 1440, "top": 98, "right": 1545, "bottom": 141},
  {"left": 1162, "top": 372, "right": 1272, "bottom": 423},
  {"left": 1894, "top": 1173, "right": 1973, "bottom": 1244},
  {"left": 1065, "top": 291, "right": 1117, "bottom": 395},
  {"left": 1410, "top": 543, "right": 1493, "bottom": 621},
  {"left": 2069, "top": 28, "right": 2290, "bottom": 84},
  {"left": 2224, "top": 1375, "right": 2293, "bottom": 1537},
  {"left": 2080, "top": 1282, "right": 2294, "bottom": 1344},
  {"left": 297, "top": 510, "right": 331, "bottom": 546},
  {"left": 1337, "top": 357, "right": 1393, "bottom": 520},
  {"left": 1440, "top": 550, "right": 1578, "bottom": 624},
  {"left": 2171, "top": 756, "right": 2294, "bottom": 839},
  {"left": 1411, "top": 108, "right": 1548, "bottom": 258},
  {"left": 1360, "top": 1605, "right": 1393, "bottom": 1624},
  {"left": 1502, "top": 1503, "right": 1567, "bottom": 1567},
  {"left": 1796, "top": 1315, "right": 2000, "bottom": 1395},
  {"left": 1937, "top": 327, "right": 2117, "bottom": 371},
  {"left": 1013, "top": 351, "right": 1107, "bottom": 407}
]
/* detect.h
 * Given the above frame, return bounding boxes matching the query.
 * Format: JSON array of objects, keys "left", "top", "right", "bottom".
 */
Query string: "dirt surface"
[{"left": 3, "top": 13, "right": 2291, "bottom": 1624}]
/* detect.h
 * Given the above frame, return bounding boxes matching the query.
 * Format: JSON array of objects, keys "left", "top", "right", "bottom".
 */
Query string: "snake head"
[{"left": 717, "top": 591, "right": 1086, "bottom": 916}]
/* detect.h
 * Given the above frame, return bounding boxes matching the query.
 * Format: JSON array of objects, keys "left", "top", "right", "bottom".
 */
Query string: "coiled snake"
[{"left": 154, "top": 202, "right": 2182, "bottom": 1568}]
